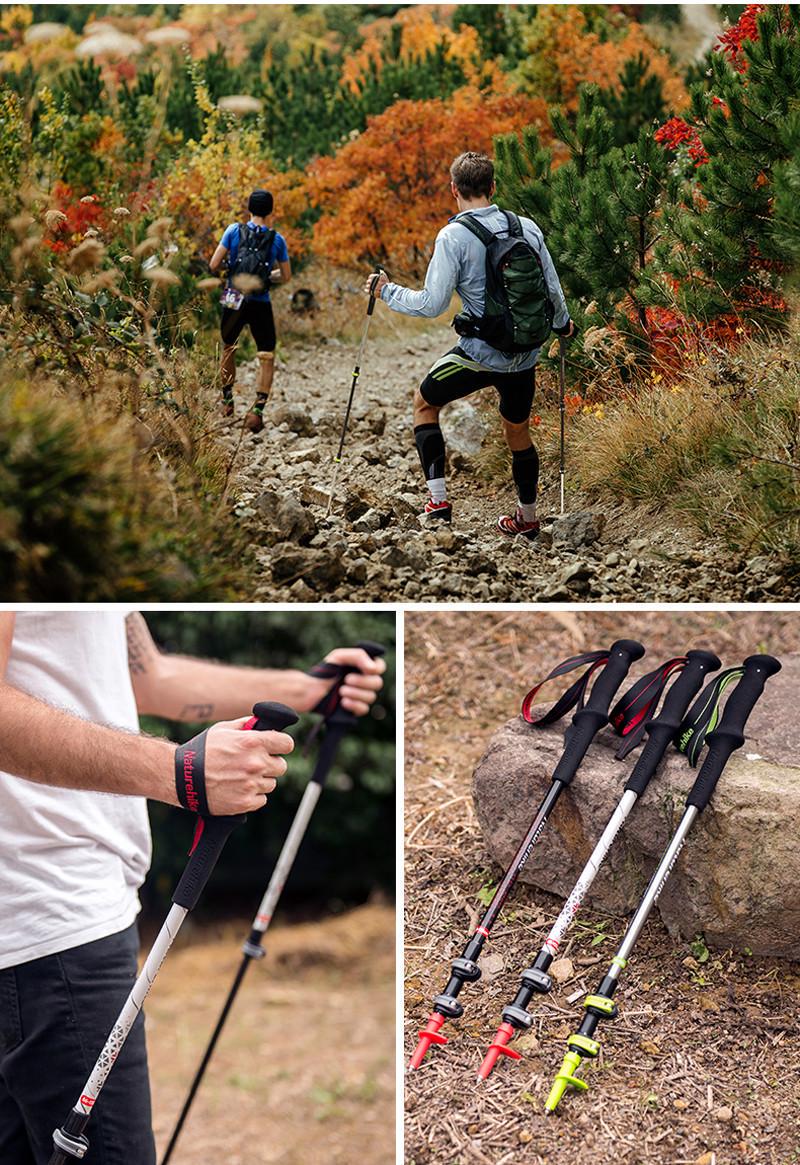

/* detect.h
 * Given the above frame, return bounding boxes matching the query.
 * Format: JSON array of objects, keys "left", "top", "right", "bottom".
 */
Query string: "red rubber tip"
[
  {"left": 408, "top": 1012, "right": 448, "bottom": 1070},
  {"left": 477, "top": 1023, "right": 521, "bottom": 1080}
]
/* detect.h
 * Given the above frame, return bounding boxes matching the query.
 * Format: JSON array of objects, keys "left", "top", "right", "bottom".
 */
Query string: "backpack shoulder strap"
[
  {"left": 502, "top": 210, "right": 523, "bottom": 238},
  {"left": 456, "top": 213, "right": 495, "bottom": 247}
]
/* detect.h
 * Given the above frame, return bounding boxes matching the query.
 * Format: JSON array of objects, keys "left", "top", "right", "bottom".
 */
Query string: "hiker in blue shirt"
[
  {"left": 209, "top": 189, "right": 291, "bottom": 433},
  {"left": 366, "top": 152, "right": 574, "bottom": 540}
]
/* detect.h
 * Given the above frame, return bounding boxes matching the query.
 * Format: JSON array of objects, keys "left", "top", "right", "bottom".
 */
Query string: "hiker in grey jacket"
[{"left": 365, "top": 151, "right": 574, "bottom": 539}]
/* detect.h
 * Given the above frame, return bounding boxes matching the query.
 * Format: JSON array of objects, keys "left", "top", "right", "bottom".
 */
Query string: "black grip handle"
[
  {"left": 250, "top": 701, "right": 300, "bottom": 733},
  {"left": 624, "top": 650, "right": 721, "bottom": 796},
  {"left": 686, "top": 654, "right": 781, "bottom": 812},
  {"left": 327, "top": 641, "right": 386, "bottom": 727},
  {"left": 366, "top": 268, "right": 382, "bottom": 315},
  {"left": 173, "top": 702, "right": 299, "bottom": 910},
  {"left": 552, "top": 639, "right": 644, "bottom": 786}
]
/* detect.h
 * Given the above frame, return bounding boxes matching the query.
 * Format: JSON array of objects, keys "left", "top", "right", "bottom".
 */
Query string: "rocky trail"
[{"left": 220, "top": 318, "right": 784, "bottom": 603}]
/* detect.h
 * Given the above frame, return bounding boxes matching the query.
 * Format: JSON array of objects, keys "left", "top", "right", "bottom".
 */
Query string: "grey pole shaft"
[{"left": 608, "top": 806, "right": 699, "bottom": 979}]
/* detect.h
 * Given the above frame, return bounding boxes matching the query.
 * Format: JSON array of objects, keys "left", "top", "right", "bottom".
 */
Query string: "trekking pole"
[
  {"left": 544, "top": 653, "right": 781, "bottom": 1114},
  {"left": 477, "top": 649, "right": 721, "bottom": 1080},
  {"left": 160, "top": 642, "right": 386, "bottom": 1165},
  {"left": 558, "top": 336, "right": 567, "bottom": 515},
  {"left": 323, "top": 268, "right": 382, "bottom": 519},
  {"left": 48, "top": 701, "right": 299, "bottom": 1165},
  {"left": 408, "top": 639, "right": 645, "bottom": 1071}
]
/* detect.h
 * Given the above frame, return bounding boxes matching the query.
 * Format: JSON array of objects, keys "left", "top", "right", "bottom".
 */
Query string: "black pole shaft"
[
  {"left": 161, "top": 955, "right": 252, "bottom": 1165},
  {"left": 477, "top": 778, "right": 564, "bottom": 933}
]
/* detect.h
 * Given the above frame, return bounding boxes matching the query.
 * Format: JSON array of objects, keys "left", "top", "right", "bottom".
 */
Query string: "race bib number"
[{"left": 220, "top": 286, "right": 244, "bottom": 310}]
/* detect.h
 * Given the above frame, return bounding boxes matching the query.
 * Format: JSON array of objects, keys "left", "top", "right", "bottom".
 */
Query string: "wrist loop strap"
[
  {"left": 675, "top": 666, "right": 745, "bottom": 766},
  {"left": 609, "top": 657, "right": 687, "bottom": 758},
  {"left": 175, "top": 729, "right": 210, "bottom": 815},
  {"left": 307, "top": 660, "right": 350, "bottom": 718},
  {"left": 522, "top": 653, "right": 690, "bottom": 759}
]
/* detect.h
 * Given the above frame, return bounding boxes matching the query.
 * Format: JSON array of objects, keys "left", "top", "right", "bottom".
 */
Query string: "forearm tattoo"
[
  {"left": 178, "top": 703, "right": 215, "bottom": 721},
  {"left": 125, "top": 612, "right": 158, "bottom": 676}
]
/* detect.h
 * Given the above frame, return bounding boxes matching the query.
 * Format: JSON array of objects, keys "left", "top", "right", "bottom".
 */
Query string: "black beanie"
[{"left": 248, "top": 189, "right": 273, "bottom": 216}]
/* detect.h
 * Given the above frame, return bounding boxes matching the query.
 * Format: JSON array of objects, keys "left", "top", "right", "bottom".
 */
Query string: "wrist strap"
[
  {"left": 675, "top": 666, "right": 745, "bottom": 766},
  {"left": 307, "top": 660, "right": 350, "bottom": 718},
  {"left": 175, "top": 729, "right": 210, "bottom": 815},
  {"left": 521, "top": 651, "right": 609, "bottom": 727},
  {"left": 609, "top": 657, "right": 687, "bottom": 758},
  {"left": 522, "top": 653, "right": 689, "bottom": 759}
]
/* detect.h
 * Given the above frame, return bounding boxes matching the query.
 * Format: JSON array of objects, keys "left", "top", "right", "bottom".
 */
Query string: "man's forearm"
[
  {"left": 136, "top": 656, "right": 316, "bottom": 721},
  {"left": 0, "top": 681, "right": 177, "bottom": 802}
]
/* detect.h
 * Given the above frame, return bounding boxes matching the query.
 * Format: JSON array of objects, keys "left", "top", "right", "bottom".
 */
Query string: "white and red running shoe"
[
  {"left": 497, "top": 508, "right": 540, "bottom": 540},
  {"left": 422, "top": 498, "right": 453, "bottom": 524}
]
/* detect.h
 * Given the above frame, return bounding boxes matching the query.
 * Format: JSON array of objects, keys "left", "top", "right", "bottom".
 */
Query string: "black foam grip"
[
  {"left": 250, "top": 701, "right": 300, "bottom": 733},
  {"left": 367, "top": 269, "right": 381, "bottom": 315},
  {"left": 624, "top": 650, "right": 721, "bottom": 796},
  {"left": 685, "top": 654, "right": 781, "bottom": 812},
  {"left": 552, "top": 639, "right": 644, "bottom": 786},
  {"left": 172, "top": 702, "right": 299, "bottom": 910},
  {"left": 172, "top": 815, "right": 244, "bottom": 910}
]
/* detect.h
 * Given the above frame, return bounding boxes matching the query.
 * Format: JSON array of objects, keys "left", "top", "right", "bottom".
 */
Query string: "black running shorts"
[
  {"left": 419, "top": 346, "right": 536, "bottom": 424},
  {"left": 221, "top": 299, "right": 276, "bottom": 352}
]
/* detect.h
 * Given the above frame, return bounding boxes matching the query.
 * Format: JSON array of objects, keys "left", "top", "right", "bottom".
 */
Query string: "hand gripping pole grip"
[
  {"left": 551, "top": 640, "right": 644, "bottom": 786},
  {"left": 327, "top": 640, "right": 387, "bottom": 728},
  {"left": 624, "top": 650, "right": 721, "bottom": 796},
  {"left": 172, "top": 702, "right": 299, "bottom": 911},
  {"left": 366, "top": 268, "right": 382, "bottom": 316},
  {"left": 685, "top": 654, "right": 780, "bottom": 812}
]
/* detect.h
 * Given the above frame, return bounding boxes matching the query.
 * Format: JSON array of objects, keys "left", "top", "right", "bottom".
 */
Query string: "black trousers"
[{"left": 0, "top": 924, "right": 155, "bottom": 1165}]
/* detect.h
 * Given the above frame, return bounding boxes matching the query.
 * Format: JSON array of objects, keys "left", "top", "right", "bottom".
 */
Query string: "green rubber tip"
[{"left": 545, "top": 1052, "right": 588, "bottom": 1112}]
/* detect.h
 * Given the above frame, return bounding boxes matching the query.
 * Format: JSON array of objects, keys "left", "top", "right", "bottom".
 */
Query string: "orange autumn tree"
[
  {"left": 341, "top": 6, "right": 491, "bottom": 91},
  {"left": 514, "top": 5, "right": 687, "bottom": 114},
  {"left": 307, "top": 85, "right": 548, "bottom": 279}
]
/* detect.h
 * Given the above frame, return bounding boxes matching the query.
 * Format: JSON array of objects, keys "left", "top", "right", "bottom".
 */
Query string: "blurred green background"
[{"left": 139, "top": 610, "right": 395, "bottom": 921}]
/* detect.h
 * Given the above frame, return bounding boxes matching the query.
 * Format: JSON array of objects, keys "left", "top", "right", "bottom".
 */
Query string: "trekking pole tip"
[
  {"left": 545, "top": 1050, "right": 589, "bottom": 1113},
  {"left": 477, "top": 1022, "right": 520, "bottom": 1080},
  {"left": 408, "top": 1011, "right": 448, "bottom": 1069}
]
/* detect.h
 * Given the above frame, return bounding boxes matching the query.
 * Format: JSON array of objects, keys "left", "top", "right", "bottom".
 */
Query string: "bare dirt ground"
[
  {"left": 404, "top": 612, "right": 800, "bottom": 1165},
  {"left": 145, "top": 902, "right": 394, "bottom": 1165},
  {"left": 218, "top": 297, "right": 792, "bottom": 604}
]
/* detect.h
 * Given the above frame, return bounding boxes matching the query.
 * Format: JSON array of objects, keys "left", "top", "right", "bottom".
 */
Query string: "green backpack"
[{"left": 453, "top": 210, "right": 554, "bottom": 353}]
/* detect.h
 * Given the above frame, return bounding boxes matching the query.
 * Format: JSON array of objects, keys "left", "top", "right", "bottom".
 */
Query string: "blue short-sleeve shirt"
[{"left": 220, "top": 220, "right": 289, "bottom": 303}]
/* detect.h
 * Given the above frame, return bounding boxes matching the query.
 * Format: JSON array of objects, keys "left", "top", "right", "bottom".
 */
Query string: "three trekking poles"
[
  {"left": 324, "top": 269, "right": 382, "bottom": 518},
  {"left": 409, "top": 638, "right": 646, "bottom": 1069},
  {"left": 48, "top": 701, "right": 298, "bottom": 1165},
  {"left": 161, "top": 641, "right": 385, "bottom": 1164},
  {"left": 408, "top": 643, "right": 780, "bottom": 1110}
]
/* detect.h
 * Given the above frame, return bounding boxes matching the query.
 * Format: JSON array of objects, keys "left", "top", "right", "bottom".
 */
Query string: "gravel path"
[{"left": 218, "top": 316, "right": 787, "bottom": 603}]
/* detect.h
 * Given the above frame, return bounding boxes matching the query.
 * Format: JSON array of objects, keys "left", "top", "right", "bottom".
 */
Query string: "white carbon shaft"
[
  {"left": 75, "top": 903, "right": 188, "bottom": 1114},
  {"left": 543, "top": 790, "right": 638, "bottom": 956},
  {"left": 252, "top": 781, "right": 322, "bottom": 934}
]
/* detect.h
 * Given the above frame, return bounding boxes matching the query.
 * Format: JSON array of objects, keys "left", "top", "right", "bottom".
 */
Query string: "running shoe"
[
  {"left": 244, "top": 403, "right": 265, "bottom": 433},
  {"left": 497, "top": 508, "right": 540, "bottom": 540},
  {"left": 422, "top": 498, "right": 452, "bottom": 524}
]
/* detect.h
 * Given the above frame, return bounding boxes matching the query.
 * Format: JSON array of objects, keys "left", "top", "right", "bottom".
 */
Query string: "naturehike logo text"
[{"left": 183, "top": 750, "right": 199, "bottom": 812}]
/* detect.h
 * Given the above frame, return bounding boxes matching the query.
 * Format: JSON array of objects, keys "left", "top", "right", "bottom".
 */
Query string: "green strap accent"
[
  {"left": 584, "top": 994, "right": 616, "bottom": 1016},
  {"left": 676, "top": 666, "right": 744, "bottom": 767},
  {"left": 611, "top": 955, "right": 628, "bottom": 970},
  {"left": 568, "top": 1033, "right": 600, "bottom": 1058}
]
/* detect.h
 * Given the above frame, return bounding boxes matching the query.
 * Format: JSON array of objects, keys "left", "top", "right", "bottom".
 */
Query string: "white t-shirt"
[{"left": 0, "top": 611, "right": 151, "bottom": 970}]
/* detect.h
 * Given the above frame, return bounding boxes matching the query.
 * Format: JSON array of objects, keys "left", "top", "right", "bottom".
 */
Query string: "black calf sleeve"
[
  {"left": 414, "top": 423, "right": 446, "bottom": 481},
  {"left": 512, "top": 445, "right": 539, "bottom": 505}
]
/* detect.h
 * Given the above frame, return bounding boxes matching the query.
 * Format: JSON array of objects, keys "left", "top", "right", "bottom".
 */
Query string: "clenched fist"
[{"left": 203, "top": 718, "right": 295, "bottom": 815}]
